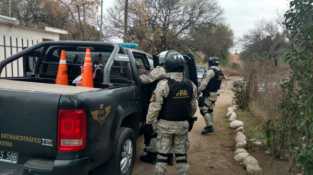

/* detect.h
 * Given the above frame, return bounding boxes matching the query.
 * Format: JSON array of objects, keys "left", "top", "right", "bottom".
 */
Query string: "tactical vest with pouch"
[
  {"left": 159, "top": 79, "right": 193, "bottom": 121},
  {"left": 203, "top": 67, "right": 223, "bottom": 96}
]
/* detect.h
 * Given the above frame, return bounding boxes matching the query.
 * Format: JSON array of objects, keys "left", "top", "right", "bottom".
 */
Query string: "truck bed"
[
  {"left": 0, "top": 79, "right": 99, "bottom": 95},
  {"left": 0, "top": 79, "right": 102, "bottom": 168}
]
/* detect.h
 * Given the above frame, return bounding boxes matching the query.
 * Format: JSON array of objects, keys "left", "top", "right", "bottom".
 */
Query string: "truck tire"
[
  {"left": 112, "top": 127, "right": 136, "bottom": 175},
  {"left": 92, "top": 127, "right": 136, "bottom": 175}
]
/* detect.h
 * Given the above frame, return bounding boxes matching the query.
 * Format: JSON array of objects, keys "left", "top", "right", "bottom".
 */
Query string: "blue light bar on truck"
[{"left": 119, "top": 43, "right": 139, "bottom": 49}]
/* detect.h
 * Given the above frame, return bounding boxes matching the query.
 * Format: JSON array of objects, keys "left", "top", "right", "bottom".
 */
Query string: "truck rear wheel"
[
  {"left": 113, "top": 127, "right": 136, "bottom": 175},
  {"left": 93, "top": 127, "right": 136, "bottom": 175}
]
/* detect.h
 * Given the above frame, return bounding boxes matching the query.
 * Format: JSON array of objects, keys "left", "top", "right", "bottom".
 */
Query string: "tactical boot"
[
  {"left": 167, "top": 153, "right": 174, "bottom": 166},
  {"left": 140, "top": 152, "right": 156, "bottom": 164},
  {"left": 201, "top": 126, "right": 214, "bottom": 135}
]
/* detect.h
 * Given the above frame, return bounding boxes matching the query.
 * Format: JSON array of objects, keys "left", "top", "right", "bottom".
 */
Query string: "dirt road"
[{"left": 133, "top": 79, "right": 246, "bottom": 175}]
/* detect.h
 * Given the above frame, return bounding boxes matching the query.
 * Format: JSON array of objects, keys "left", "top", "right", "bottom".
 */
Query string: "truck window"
[
  {"left": 132, "top": 52, "right": 150, "bottom": 70},
  {"left": 110, "top": 54, "right": 134, "bottom": 86},
  {"left": 147, "top": 56, "right": 154, "bottom": 70},
  {"left": 38, "top": 46, "right": 113, "bottom": 86},
  {"left": 23, "top": 47, "right": 44, "bottom": 77}
]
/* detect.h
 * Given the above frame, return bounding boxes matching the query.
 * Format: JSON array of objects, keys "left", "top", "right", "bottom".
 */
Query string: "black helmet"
[
  {"left": 158, "top": 50, "right": 185, "bottom": 72},
  {"left": 208, "top": 57, "right": 220, "bottom": 67}
]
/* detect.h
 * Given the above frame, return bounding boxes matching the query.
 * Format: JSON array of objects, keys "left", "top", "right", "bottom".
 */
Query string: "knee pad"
[
  {"left": 156, "top": 153, "right": 169, "bottom": 163},
  {"left": 175, "top": 153, "right": 187, "bottom": 163},
  {"left": 200, "top": 106, "right": 209, "bottom": 112}
]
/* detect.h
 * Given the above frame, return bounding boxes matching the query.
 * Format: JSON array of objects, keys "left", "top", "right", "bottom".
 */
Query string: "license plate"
[{"left": 0, "top": 151, "right": 18, "bottom": 164}]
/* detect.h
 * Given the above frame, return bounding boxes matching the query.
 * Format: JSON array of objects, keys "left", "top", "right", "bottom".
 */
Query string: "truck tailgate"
[
  {"left": 0, "top": 80, "right": 97, "bottom": 161},
  {"left": 0, "top": 89, "right": 60, "bottom": 158}
]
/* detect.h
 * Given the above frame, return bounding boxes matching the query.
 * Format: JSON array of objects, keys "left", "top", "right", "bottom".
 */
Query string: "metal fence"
[{"left": 0, "top": 35, "right": 39, "bottom": 77}]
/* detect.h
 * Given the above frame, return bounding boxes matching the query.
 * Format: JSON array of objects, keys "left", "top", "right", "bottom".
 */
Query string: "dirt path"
[{"left": 133, "top": 78, "right": 246, "bottom": 175}]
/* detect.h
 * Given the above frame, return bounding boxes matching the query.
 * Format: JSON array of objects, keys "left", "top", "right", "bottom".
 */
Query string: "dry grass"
[
  {"left": 222, "top": 66, "right": 241, "bottom": 77},
  {"left": 222, "top": 54, "right": 242, "bottom": 77},
  {"left": 237, "top": 109, "right": 265, "bottom": 141},
  {"left": 241, "top": 60, "right": 290, "bottom": 119}
]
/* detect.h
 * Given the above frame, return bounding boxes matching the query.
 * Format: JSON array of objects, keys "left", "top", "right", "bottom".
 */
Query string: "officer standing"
[
  {"left": 138, "top": 52, "right": 172, "bottom": 165},
  {"left": 198, "top": 57, "right": 224, "bottom": 135},
  {"left": 145, "top": 51, "right": 198, "bottom": 175}
]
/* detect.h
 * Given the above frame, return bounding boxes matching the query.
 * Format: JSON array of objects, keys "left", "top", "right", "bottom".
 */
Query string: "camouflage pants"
[
  {"left": 199, "top": 93, "right": 218, "bottom": 127},
  {"left": 155, "top": 120, "right": 189, "bottom": 175},
  {"left": 144, "top": 124, "right": 173, "bottom": 154},
  {"left": 146, "top": 137, "right": 158, "bottom": 153}
]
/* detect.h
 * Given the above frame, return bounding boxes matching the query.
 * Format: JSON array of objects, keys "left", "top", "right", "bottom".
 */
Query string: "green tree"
[
  {"left": 188, "top": 23, "right": 233, "bottom": 61},
  {"left": 0, "top": 0, "right": 103, "bottom": 40},
  {"left": 240, "top": 20, "right": 288, "bottom": 66},
  {"left": 0, "top": 0, "right": 21, "bottom": 18},
  {"left": 275, "top": 0, "right": 313, "bottom": 174},
  {"left": 106, "top": 0, "right": 224, "bottom": 54},
  {"left": 59, "top": 0, "right": 102, "bottom": 40},
  {"left": 13, "top": 0, "right": 69, "bottom": 28}
]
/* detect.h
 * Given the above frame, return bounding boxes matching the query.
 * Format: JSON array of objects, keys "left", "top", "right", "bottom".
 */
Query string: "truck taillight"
[{"left": 57, "top": 109, "right": 87, "bottom": 152}]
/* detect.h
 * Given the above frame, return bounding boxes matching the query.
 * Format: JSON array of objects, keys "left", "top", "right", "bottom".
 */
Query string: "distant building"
[{"left": 0, "top": 15, "right": 68, "bottom": 77}]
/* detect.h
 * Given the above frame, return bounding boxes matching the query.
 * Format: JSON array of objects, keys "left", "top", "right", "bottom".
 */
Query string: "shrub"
[{"left": 274, "top": 0, "right": 313, "bottom": 174}]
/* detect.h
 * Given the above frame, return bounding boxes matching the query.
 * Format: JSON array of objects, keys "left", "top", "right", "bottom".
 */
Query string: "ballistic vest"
[
  {"left": 203, "top": 67, "right": 223, "bottom": 96},
  {"left": 159, "top": 79, "right": 193, "bottom": 121}
]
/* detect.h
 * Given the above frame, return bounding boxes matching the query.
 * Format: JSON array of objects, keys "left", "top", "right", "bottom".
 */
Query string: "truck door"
[{"left": 132, "top": 52, "right": 155, "bottom": 119}]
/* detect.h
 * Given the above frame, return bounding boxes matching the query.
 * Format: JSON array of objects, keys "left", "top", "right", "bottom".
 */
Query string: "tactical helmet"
[
  {"left": 158, "top": 50, "right": 185, "bottom": 72},
  {"left": 208, "top": 57, "right": 220, "bottom": 67}
]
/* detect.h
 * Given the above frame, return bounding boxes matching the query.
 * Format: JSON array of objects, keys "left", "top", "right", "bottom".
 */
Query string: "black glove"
[
  {"left": 143, "top": 124, "right": 154, "bottom": 145},
  {"left": 188, "top": 117, "right": 198, "bottom": 131},
  {"left": 144, "top": 124, "right": 153, "bottom": 133}
]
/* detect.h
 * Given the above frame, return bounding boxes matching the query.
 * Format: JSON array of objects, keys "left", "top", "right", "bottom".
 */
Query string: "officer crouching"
[{"left": 144, "top": 51, "right": 198, "bottom": 175}]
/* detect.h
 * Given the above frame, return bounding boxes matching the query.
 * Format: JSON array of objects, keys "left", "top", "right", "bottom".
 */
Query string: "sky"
[
  {"left": 104, "top": 0, "right": 115, "bottom": 12},
  {"left": 103, "top": 0, "right": 291, "bottom": 50},
  {"left": 218, "top": 0, "right": 291, "bottom": 51}
]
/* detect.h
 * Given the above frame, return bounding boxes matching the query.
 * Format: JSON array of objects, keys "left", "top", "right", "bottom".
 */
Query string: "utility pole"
[
  {"left": 124, "top": 0, "right": 129, "bottom": 42},
  {"left": 9, "top": 0, "right": 12, "bottom": 17},
  {"left": 99, "top": 0, "right": 103, "bottom": 40}
]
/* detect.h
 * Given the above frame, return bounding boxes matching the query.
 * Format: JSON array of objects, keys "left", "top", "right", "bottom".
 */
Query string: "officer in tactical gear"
[
  {"left": 139, "top": 52, "right": 198, "bottom": 165},
  {"left": 145, "top": 50, "right": 198, "bottom": 175},
  {"left": 199, "top": 57, "right": 224, "bottom": 135},
  {"left": 139, "top": 53, "right": 170, "bottom": 165}
]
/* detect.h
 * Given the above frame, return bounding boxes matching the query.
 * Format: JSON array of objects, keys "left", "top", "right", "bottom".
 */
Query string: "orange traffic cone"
[
  {"left": 80, "top": 48, "right": 94, "bottom": 88},
  {"left": 56, "top": 50, "right": 69, "bottom": 85}
]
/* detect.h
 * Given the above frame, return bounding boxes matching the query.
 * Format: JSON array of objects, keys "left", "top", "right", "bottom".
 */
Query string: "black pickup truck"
[
  {"left": 0, "top": 41, "right": 197, "bottom": 175},
  {"left": 0, "top": 41, "right": 166, "bottom": 175}
]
